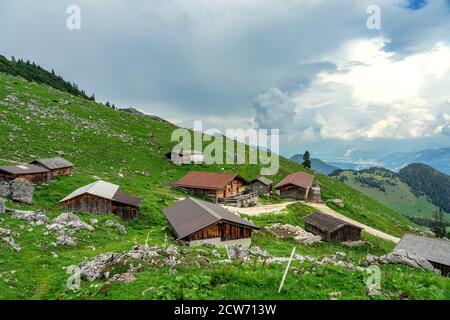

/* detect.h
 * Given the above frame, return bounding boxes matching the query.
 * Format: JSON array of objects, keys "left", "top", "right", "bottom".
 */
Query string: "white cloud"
[
  {"left": 254, "top": 87, "right": 296, "bottom": 133},
  {"left": 291, "top": 39, "right": 450, "bottom": 140}
]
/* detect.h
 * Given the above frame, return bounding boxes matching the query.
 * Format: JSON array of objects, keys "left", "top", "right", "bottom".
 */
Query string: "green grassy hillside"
[
  {"left": 332, "top": 169, "right": 450, "bottom": 223},
  {"left": 0, "top": 72, "right": 448, "bottom": 300}
]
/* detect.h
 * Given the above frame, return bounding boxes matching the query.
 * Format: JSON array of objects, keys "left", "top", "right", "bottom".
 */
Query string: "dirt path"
[
  {"left": 223, "top": 201, "right": 298, "bottom": 216},
  {"left": 223, "top": 201, "right": 400, "bottom": 243}
]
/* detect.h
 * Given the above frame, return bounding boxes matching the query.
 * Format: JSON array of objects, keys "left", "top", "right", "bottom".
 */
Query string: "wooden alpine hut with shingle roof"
[
  {"left": 30, "top": 157, "right": 74, "bottom": 178},
  {"left": 249, "top": 176, "right": 273, "bottom": 195},
  {"left": 163, "top": 197, "right": 259, "bottom": 247},
  {"left": 275, "top": 172, "right": 315, "bottom": 200},
  {"left": 59, "top": 180, "right": 141, "bottom": 220},
  {"left": 172, "top": 171, "right": 248, "bottom": 202},
  {"left": 0, "top": 164, "right": 49, "bottom": 183},
  {"left": 304, "top": 212, "right": 362, "bottom": 242}
]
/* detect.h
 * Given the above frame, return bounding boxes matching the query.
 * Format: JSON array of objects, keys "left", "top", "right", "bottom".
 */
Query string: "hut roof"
[
  {"left": 0, "top": 164, "right": 49, "bottom": 175},
  {"left": 173, "top": 171, "right": 246, "bottom": 190},
  {"left": 163, "top": 197, "right": 258, "bottom": 240},
  {"left": 59, "top": 180, "right": 141, "bottom": 208},
  {"left": 251, "top": 176, "right": 273, "bottom": 186},
  {"left": 304, "top": 212, "right": 361, "bottom": 233},
  {"left": 395, "top": 234, "right": 450, "bottom": 267},
  {"left": 275, "top": 172, "right": 314, "bottom": 190},
  {"left": 31, "top": 157, "right": 73, "bottom": 170}
]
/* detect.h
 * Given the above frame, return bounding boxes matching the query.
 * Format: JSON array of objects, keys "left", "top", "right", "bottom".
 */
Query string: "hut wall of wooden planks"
[
  {"left": 61, "top": 194, "right": 113, "bottom": 214},
  {"left": 184, "top": 222, "right": 253, "bottom": 242},
  {"left": 0, "top": 172, "right": 49, "bottom": 183}
]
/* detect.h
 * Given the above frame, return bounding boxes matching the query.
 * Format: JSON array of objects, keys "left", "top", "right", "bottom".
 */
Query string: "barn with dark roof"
[
  {"left": 163, "top": 197, "right": 259, "bottom": 247},
  {"left": 59, "top": 180, "right": 141, "bottom": 220},
  {"left": 30, "top": 157, "right": 74, "bottom": 178},
  {"left": 275, "top": 172, "right": 315, "bottom": 200},
  {"left": 249, "top": 176, "right": 273, "bottom": 195},
  {"left": 304, "top": 212, "right": 362, "bottom": 242},
  {"left": 0, "top": 164, "right": 49, "bottom": 183}
]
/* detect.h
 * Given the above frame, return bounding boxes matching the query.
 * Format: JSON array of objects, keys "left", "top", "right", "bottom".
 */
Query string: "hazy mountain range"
[{"left": 313, "top": 148, "right": 450, "bottom": 175}]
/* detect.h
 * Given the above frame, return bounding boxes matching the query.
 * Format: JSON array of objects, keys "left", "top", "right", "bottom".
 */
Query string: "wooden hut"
[
  {"left": 163, "top": 197, "right": 259, "bottom": 247},
  {"left": 165, "top": 149, "right": 204, "bottom": 165},
  {"left": 395, "top": 234, "right": 450, "bottom": 276},
  {"left": 0, "top": 164, "right": 49, "bottom": 183},
  {"left": 249, "top": 176, "right": 273, "bottom": 195},
  {"left": 59, "top": 180, "right": 141, "bottom": 220},
  {"left": 30, "top": 157, "right": 74, "bottom": 178},
  {"left": 173, "top": 171, "right": 248, "bottom": 202},
  {"left": 304, "top": 212, "right": 362, "bottom": 242},
  {"left": 275, "top": 172, "right": 315, "bottom": 200}
]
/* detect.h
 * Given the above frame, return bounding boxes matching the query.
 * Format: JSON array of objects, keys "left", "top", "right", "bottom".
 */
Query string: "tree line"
[{"left": 0, "top": 55, "right": 94, "bottom": 101}]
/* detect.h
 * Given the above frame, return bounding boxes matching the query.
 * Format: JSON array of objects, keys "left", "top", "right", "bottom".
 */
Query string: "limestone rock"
[
  {"left": 363, "top": 250, "right": 436, "bottom": 272},
  {"left": 105, "top": 220, "right": 127, "bottom": 235},
  {"left": 10, "top": 178, "right": 34, "bottom": 204}
]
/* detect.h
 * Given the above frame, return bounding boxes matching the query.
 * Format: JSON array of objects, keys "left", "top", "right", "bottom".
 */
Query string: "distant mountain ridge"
[
  {"left": 290, "top": 154, "right": 339, "bottom": 175},
  {"left": 379, "top": 148, "right": 450, "bottom": 175},
  {"left": 331, "top": 164, "right": 450, "bottom": 223}
]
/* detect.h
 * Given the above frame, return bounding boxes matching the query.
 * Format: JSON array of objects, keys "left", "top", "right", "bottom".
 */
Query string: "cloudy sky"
[{"left": 1, "top": 0, "right": 450, "bottom": 160}]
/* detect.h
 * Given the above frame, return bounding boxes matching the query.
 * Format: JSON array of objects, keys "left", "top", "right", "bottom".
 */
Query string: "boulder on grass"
[{"left": 10, "top": 178, "right": 34, "bottom": 204}]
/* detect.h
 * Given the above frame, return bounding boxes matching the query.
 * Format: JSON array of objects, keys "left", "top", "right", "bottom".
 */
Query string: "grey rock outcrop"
[
  {"left": 0, "top": 181, "right": 11, "bottom": 198},
  {"left": 11, "top": 209, "right": 48, "bottom": 226},
  {"left": 10, "top": 178, "right": 34, "bottom": 204},
  {"left": 105, "top": 220, "right": 127, "bottom": 235},
  {"left": 362, "top": 250, "right": 436, "bottom": 272},
  {"left": 46, "top": 213, "right": 94, "bottom": 246}
]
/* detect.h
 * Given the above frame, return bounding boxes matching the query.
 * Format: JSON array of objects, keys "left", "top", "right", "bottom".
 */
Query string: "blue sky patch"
[{"left": 406, "top": 0, "right": 429, "bottom": 10}]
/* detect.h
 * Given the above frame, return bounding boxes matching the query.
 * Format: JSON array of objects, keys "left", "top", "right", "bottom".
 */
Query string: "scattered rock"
[
  {"left": 228, "top": 246, "right": 271, "bottom": 260},
  {"left": 0, "top": 228, "right": 21, "bottom": 252},
  {"left": 105, "top": 273, "right": 136, "bottom": 286},
  {"left": 57, "top": 234, "right": 77, "bottom": 246},
  {"left": 362, "top": 250, "right": 437, "bottom": 272},
  {"left": 11, "top": 209, "right": 48, "bottom": 226},
  {"left": 52, "top": 212, "right": 94, "bottom": 231},
  {"left": 328, "top": 291, "right": 342, "bottom": 300},
  {"left": 267, "top": 223, "right": 322, "bottom": 244},
  {"left": 90, "top": 219, "right": 98, "bottom": 225},
  {"left": 105, "top": 220, "right": 127, "bottom": 235},
  {"left": 46, "top": 213, "right": 94, "bottom": 246}
]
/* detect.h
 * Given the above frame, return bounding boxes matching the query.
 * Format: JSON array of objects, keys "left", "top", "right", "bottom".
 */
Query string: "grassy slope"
[
  {"left": 335, "top": 171, "right": 449, "bottom": 222},
  {"left": 0, "top": 72, "right": 448, "bottom": 300}
]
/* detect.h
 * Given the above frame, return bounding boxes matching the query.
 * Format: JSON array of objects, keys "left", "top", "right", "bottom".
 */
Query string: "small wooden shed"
[
  {"left": 395, "top": 234, "right": 450, "bottom": 276},
  {"left": 163, "top": 197, "right": 259, "bottom": 247},
  {"left": 0, "top": 164, "right": 49, "bottom": 183},
  {"left": 275, "top": 172, "right": 315, "bottom": 200},
  {"left": 173, "top": 171, "right": 248, "bottom": 202},
  {"left": 304, "top": 212, "right": 362, "bottom": 242},
  {"left": 59, "top": 180, "right": 141, "bottom": 220},
  {"left": 249, "top": 176, "right": 273, "bottom": 195},
  {"left": 30, "top": 157, "right": 74, "bottom": 178}
]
